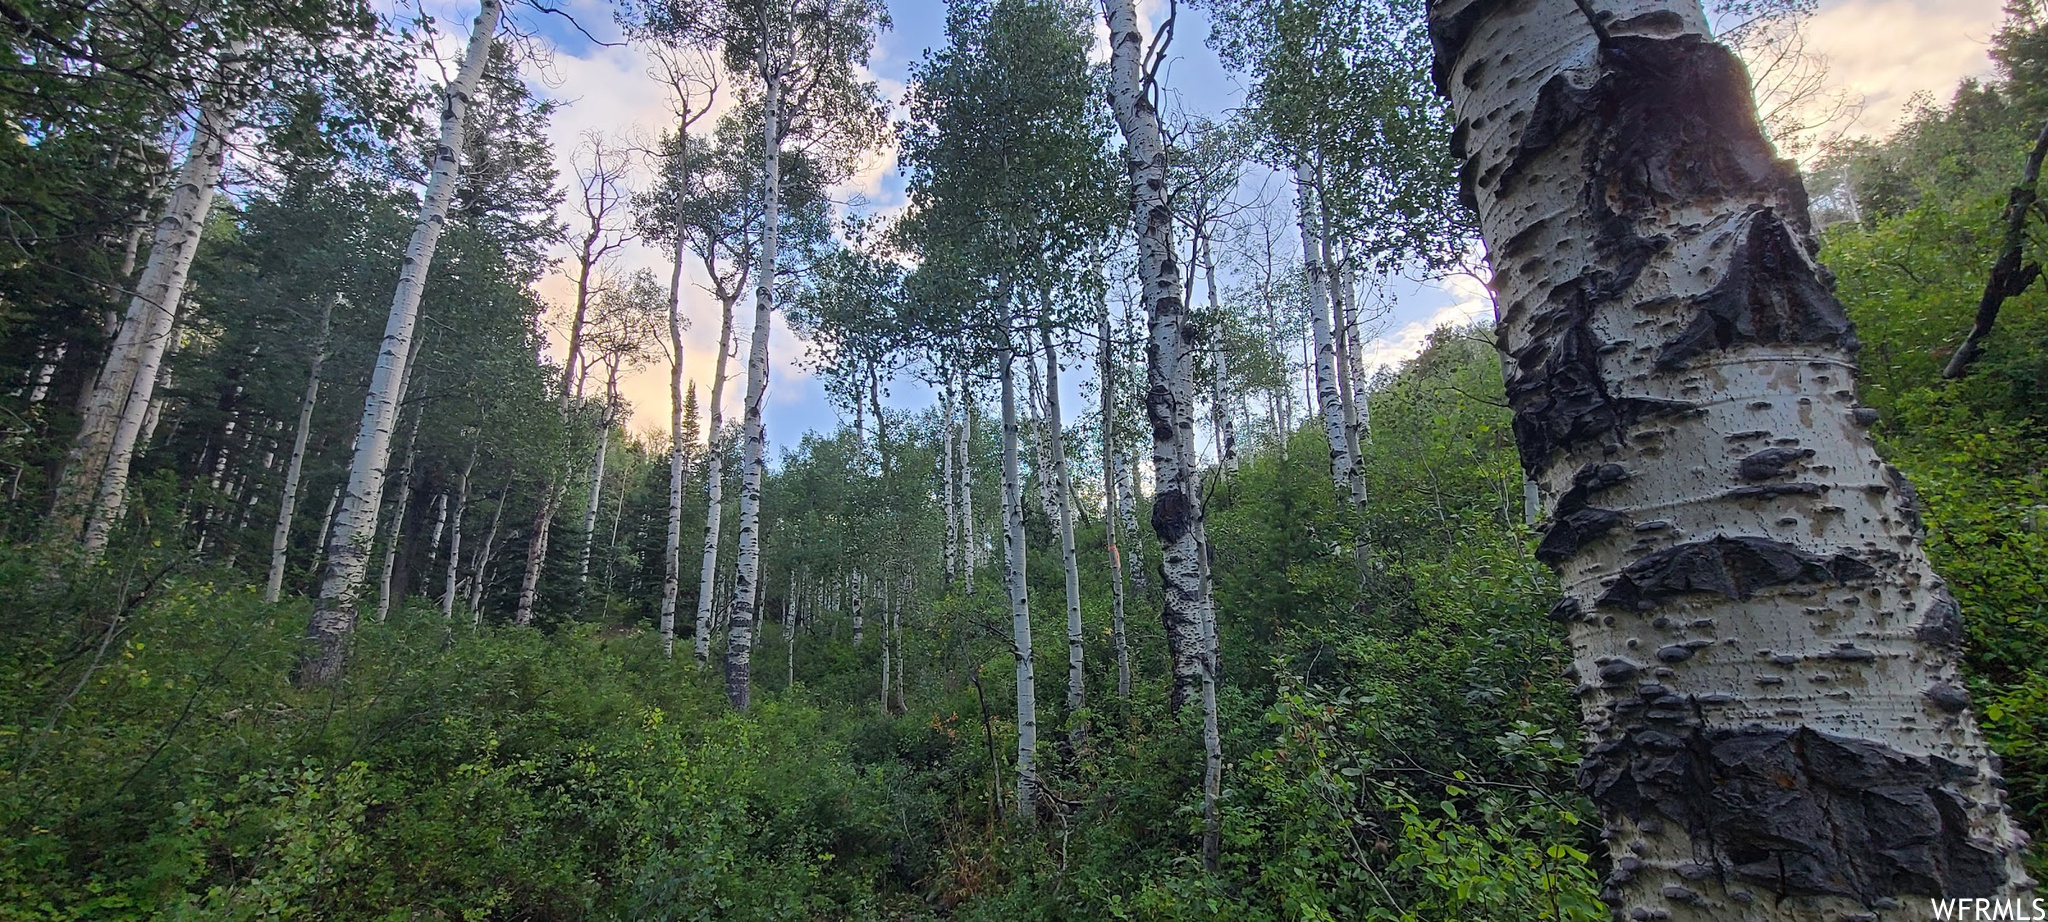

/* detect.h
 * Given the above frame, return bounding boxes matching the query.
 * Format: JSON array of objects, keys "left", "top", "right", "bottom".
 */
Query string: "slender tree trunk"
[
  {"left": 1000, "top": 344, "right": 1039, "bottom": 824},
  {"left": 578, "top": 417, "right": 610, "bottom": 594},
  {"left": 1101, "top": 306, "right": 1130, "bottom": 699},
  {"left": 301, "top": 0, "right": 501, "bottom": 684},
  {"left": 727, "top": 68, "right": 782, "bottom": 710},
  {"left": 1041, "top": 325, "right": 1085, "bottom": 739},
  {"left": 443, "top": 446, "right": 476, "bottom": 619},
  {"left": 514, "top": 479, "right": 560, "bottom": 625},
  {"left": 427, "top": 492, "right": 448, "bottom": 569},
  {"left": 661, "top": 133, "right": 693, "bottom": 657},
  {"left": 265, "top": 294, "right": 334, "bottom": 603},
  {"left": 60, "top": 72, "right": 240, "bottom": 552},
  {"left": 1429, "top": 0, "right": 2031, "bottom": 915},
  {"left": 375, "top": 413, "right": 422, "bottom": 623},
  {"left": 1296, "top": 162, "right": 1352, "bottom": 498},
  {"left": 1106, "top": 0, "right": 1220, "bottom": 868},
  {"left": 1202, "top": 238, "right": 1237, "bottom": 476},
  {"left": 942, "top": 378, "right": 958, "bottom": 587},
  {"left": 470, "top": 486, "right": 507, "bottom": 620},
  {"left": 1320, "top": 201, "right": 1365, "bottom": 506},
  {"left": 1117, "top": 458, "right": 1147, "bottom": 595},
  {"left": 880, "top": 571, "right": 893, "bottom": 712},
  {"left": 960, "top": 383, "right": 977, "bottom": 594},
  {"left": 312, "top": 484, "right": 340, "bottom": 585},
  {"left": 695, "top": 291, "right": 736, "bottom": 662}
]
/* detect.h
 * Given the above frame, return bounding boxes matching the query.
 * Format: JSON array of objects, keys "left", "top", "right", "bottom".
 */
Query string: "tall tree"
[
  {"left": 1428, "top": 0, "right": 2032, "bottom": 916},
  {"left": 1103, "top": 0, "right": 1220, "bottom": 868},
  {"left": 301, "top": 0, "right": 504, "bottom": 685},
  {"left": 716, "top": 0, "right": 887, "bottom": 709}
]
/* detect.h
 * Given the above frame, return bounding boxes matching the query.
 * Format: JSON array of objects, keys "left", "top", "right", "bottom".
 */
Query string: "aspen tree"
[
  {"left": 302, "top": 0, "right": 502, "bottom": 684},
  {"left": 1428, "top": 0, "right": 2033, "bottom": 914}
]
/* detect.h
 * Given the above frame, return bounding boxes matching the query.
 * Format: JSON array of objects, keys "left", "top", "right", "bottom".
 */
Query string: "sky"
[{"left": 478, "top": 0, "right": 2012, "bottom": 453}]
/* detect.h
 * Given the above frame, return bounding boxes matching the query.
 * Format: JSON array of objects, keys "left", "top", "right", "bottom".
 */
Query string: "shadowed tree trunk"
[
  {"left": 265, "top": 293, "right": 334, "bottom": 603},
  {"left": 1428, "top": 0, "right": 2033, "bottom": 916}
]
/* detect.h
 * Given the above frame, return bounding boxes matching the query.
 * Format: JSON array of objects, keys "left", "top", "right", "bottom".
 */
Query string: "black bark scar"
[
  {"left": 1596, "top": 535, "right": 1876, "bottom": 612},
  {"left": 1579, "top": 725, "right": 2005, "bottom": 903}
]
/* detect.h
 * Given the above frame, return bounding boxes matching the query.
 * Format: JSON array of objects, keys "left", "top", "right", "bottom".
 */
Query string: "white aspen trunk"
[
  {"left": 1000, "top": 344, "right": 1039, "bottom": 824},
  {"left": 26, "top": 344, "right": 61, "bottom": 404},
  {"left": 442, "top": 447, "right": 476, "bottom": 619},
  {"left": 1105, "top": 1, "right": 1219, "bottom": 869},
  {"left": 427, "top": 492, "right": 448, "bottom": 568},
  {"left": 726, "top": 67, "right": 781, "bottom": 710},
  {"left": 1101, "top": 307, "right": 1131, "bottom": 699},
  {"left": 893, "top": 572, "right": 908, "bottom": 713},
  {"left": 661, "top": 133, "right": 693, "bottom": 656},
  {"left": 942, "top": 379, "right": 958, "bottom": 586},
  {"left": 1202, "top": 238, "right": 1237, "bottom": 475},
  {"left": 1295, "top": 163, "right": 1353, "bottom": 498},
  {"left": 302, "top": 0, "right": 501, "bottom": 684},
  {"left": 852, "top": 570, "right": 864, "bottom": 645},
  {"left": 786, "top": 582, "right": 796, "bottom": 687},
  {"left": 694, "top": 292, "right": 736, "bottom": 663},
  {"left": 1430, "top": 0, "right": 2032, "bottom": 915},
  {"left": 880, "top": 572, "right": 892, "bottom": 712},
  {"left": 1116, "top": 458, "right": 1147, "bottom": 595},
  {"left": 1320, "top": 205, "right": 1366, "bottom": 506},
  {"left": 1024, "top": 352, "right": 1059, "bottom": 524},
  {"left": 64, "top": 78, "right": 239, "bottom": 552},
  {"left": 375, "top": 415, "right": 421, "bottom": 623},
  {"left": 1041, "top": 326, "right": 1085, "bottom": 734},
  {"left": 470, "top": 487, "right": 507, "bottom": 620},
  {"left": 578, "top": 420, "right": 610, "bottom": 592},
  {"left": 514, "top": 480, "right": 559, "bottom": 625},
  {"left": 960, "top": 385, "right": 978, "bottom": 594},
  {"left": 265, "top": 293, "right": 334, "bottom": 603},
  {"left": 313, "top": 484, "right": 340, "bottom": 584}
]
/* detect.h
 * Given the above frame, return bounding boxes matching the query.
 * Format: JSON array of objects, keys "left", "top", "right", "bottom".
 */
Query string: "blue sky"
[{"left": 493, "top": 0, "right": 2005, "bottom": 458}]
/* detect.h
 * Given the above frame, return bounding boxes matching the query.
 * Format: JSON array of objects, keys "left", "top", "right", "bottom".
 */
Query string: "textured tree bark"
[
  {"left": 313, "top": 484, "right": 340, "bottom": 585},
  {"left": 427, "top": 492, "right": 448, "bottom": 569},
  {"left": 1101, "top": 306, "right": 1131, "bottom": 699},
  {"left": 1041, "top": 325, "right": 1085, "bottom": 741},
  {"left": 1107, "top": 0, "right": 1210, "bottom": 713},
  {"left": 302, "top": 0, "right": 501, "bottom": 684},
  {"left": 265, "top": 293, "right": 334, "bottom": 603},
  {"left": 1295, "top": 164, "right": 1354, "bottom": 499},
  {"left": 442, "top": 446, "right": 476, "bottom": 619},
  {"left": 1000, "top": 344, "right": 1039, "bottom": 823},
  {"left": 694, "top": 290, "right": 737, "bottom": 662},
  {"left": 727, "top": 67, "right": 782, "bottom": 710},
  {"left": 71, "top": 100, "right": 238, "bottom": 554},
  {"left": 1429, "top": 0, "right": 2034, "bottom": 915}
]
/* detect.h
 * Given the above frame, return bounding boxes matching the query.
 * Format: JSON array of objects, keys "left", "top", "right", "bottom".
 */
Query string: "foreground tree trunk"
[
  {"left": 66, "top": 92, "right": 238, "bottom": 554},
  {"left": 265, "top": 294, "right": 334, "bottom": 603},
  {"left": 1429, "top": 0, "right": 2032, "bottom": 915},
  {"left": 302, "top": 0, "right": 501, "bottom": 684},
  {"left": 1000, "top": 344, "right": 1039, "bottom": 823},
  {"left": 1107, "top": 0, "right": 1209, "bottom": 714},
  {"left": 727, "top": 68, "right": 782, "bottom": 710},
  {"left": 960, "top": 383, "right": 978, "bottom": 593}
]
